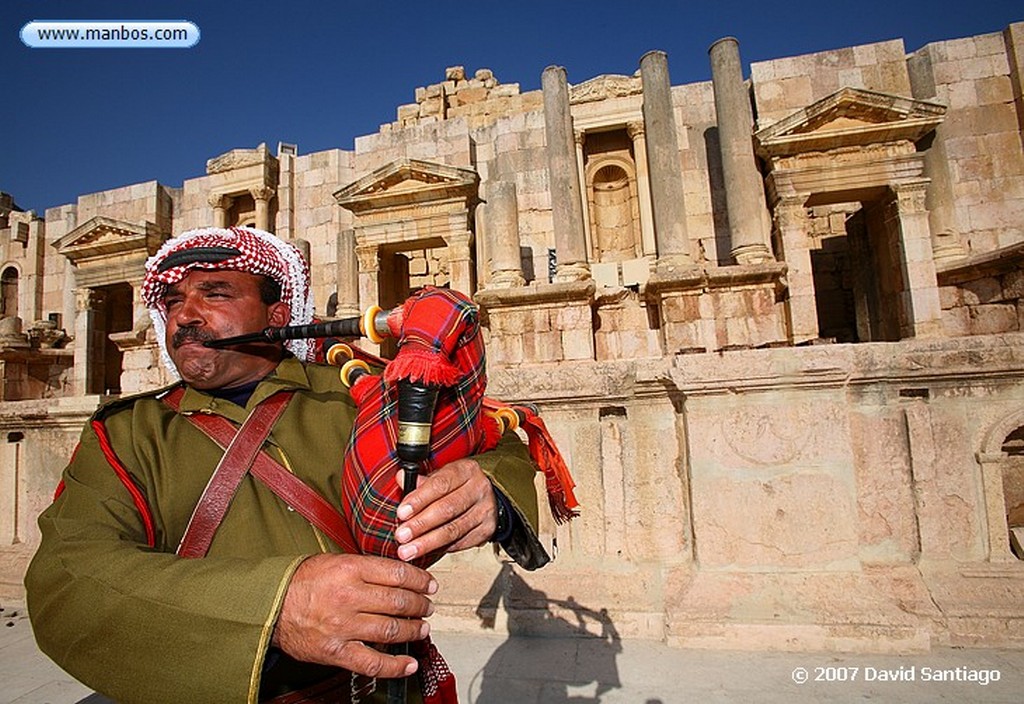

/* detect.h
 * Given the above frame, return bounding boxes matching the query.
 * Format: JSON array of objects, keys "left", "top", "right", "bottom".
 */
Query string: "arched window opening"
[
  {"left": 1, "top": 267, "right": 18, "bottom": 319},
  {"left": 1002, "top": 426, "right": 1024, "bottom": 559}
]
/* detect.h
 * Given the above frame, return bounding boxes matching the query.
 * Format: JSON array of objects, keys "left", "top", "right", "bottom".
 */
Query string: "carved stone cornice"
[
  {"left": 206, "top": 143, "right": 278, "bottom": 176},
  {"left": 755, "top": 87, "right": 946, "bottom": 159},
  {"left": 54, "top": 217, "right": 166, "bottom": 265},
  {"left": 569, "top": 74, "right": 642, "bottom": 105}
]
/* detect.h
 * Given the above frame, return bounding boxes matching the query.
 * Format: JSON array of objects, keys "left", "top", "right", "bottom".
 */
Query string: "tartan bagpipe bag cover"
[{"left": 338, "top": 286, "right": 577, "bottom": 568}]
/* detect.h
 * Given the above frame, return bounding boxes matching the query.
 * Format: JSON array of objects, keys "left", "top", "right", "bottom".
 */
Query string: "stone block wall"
[
  {"left": 671, "top": 81, "right": 730, "bottom": 265},
  {"left": 394, "top": 66, "right": 543, "bottom": 131},
  {"left": 940, "top": 267, "right": 1024, "bottom": 335},
  {"left": 751, "top": 39, "right": 912, "bottom": 128},
  {"left": 288, "top": 148, "right": 354, "bottom": 315}
]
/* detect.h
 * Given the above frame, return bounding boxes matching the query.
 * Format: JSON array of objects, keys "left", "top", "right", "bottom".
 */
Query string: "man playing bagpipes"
[{"left": 26, "top": 226, "right": 575, "bottom": 703}]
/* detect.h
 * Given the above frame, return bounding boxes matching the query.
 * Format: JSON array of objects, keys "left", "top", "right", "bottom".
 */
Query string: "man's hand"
[
  {"left": 394, "top": 458, "right": 498, "bottom": 562},
  {"left": 272, "top": 554, "right": 436, "bottom": 677}
]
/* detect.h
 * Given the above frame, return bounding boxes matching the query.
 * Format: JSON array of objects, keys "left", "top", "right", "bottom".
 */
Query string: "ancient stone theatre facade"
[{"left": 2, "top": 22, "right": 1024, "bottom": 652}]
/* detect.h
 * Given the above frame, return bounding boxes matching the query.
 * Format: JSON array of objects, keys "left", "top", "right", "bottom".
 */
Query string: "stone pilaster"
[
  {"left": 443, "top": 231, "right": 475, "bottom": 294},
  {"left": 574, "top": 130, "right": 593, "bottom": 257},
  {"left": 773, "top": 196, "right": 818, "bottom": 344},
  {"left": 355, "top": 243, "right": 380, "bottom": 315},
  {"left": 708, "top": 37, "right": 773, "bottom": 265},
  {"left": 73, "top": 287, "right": 99, "bottom": 396},
  {"left": 977, "top": 452, "right": 1016, "bottom": 562},
  {"left": 336, "top": 229, "right": 360, "bottom": 317},
  {"left": 276, "top": 150, "right": 295, "bottom": 239},
  {"left": 626, "top": 121, "right": 657, "bottom": 256},
  {"left": 542, "top": 65, "right": 590, "bottom": 282},
  {"left": 639, "top": 50, "right": 692, "bottom": 269},
  {"left": 250, "top": 185, "right": 275, "bottom": 232},
  {"left": 208, "top": 193, "right": 232, "bottom": 228},
  {"left": 485, "top": 181, "right": 525, "bottom": 289},
  {"left": 889, "top": 181, "right": 943, "bottom": 338}
]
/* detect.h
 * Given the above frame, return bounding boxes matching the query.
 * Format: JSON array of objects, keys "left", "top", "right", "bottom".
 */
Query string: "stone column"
[
  {"left": 542, "top": 65, "right": 590, "bottom": 282},
  {"left": 773, "top": 196, "right": 818, "bottom": 344},
  {"left": 709, "top": 37, "right": 773, "bottom": 265},
  {"left": 977, "top": 452, "right": 1016, "bottom": 562},
  {"left": 276, "top": 150, "right": 295, "bottom": 239},
  {"left": 574, "top": 130, "right": 593, "bottom": 257},
  {"left": 444, "top": 231, "right": 475, "bottom": 294},
  {"left": 336, "top": 229, "right": 360, "bottom": 317},
  {"left": 208, "top": 193, "right": 232, "bottom": 228},
  {"left": 355, "top": 243, "right": 380, "bottom": 318},
  {"left": 250, "top": 186, "right": 275, "bottom": 232},
  {"left": 626, "top": 121, "right": 657, "bottom": 256},
  {"left": 73, "top": 287, "right": 99, "bottom": 396},
  {"left": 486, "top": 181, "right": 526, "bottom": 288},
  {"left": 889, "top": 181, "right": 943, "bottom": 338},
  {"left": 639, "top": 50, "right": 693, "bottom": 269}
]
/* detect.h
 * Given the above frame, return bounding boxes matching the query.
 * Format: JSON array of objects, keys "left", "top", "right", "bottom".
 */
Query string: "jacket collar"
[{"left": 176, "top": 356, "right": 311, "bottom": 424}]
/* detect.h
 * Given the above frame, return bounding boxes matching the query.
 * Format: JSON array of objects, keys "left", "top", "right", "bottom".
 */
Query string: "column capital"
[
  {"left": 207, "top": 192, "right": 233, "bottom": 210},
  {"left": 442, "top": 231, "right": 474, "bottom": 259},
  {"left": 249, "top": 185, "right": 275, "bottom": 202},
  {"left": 773, "top": 195, "right": 810, "bottom": 229},
  {"left": 891, "top": 180, "right": 930, "bottom": 214},
  {"left": 626, "top": 121, "right": 645, "bottom": 140},
  {"left": 573, "top": 129, "right": 586, "bottom": 147},
  {"left": 74, "top": 287, "right": 100, "bottom": 311},
  {"left": 355, "top": 244, "right": 380, "bottom": 273}
]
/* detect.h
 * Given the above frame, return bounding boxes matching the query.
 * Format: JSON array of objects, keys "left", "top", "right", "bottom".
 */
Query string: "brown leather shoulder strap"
[
  {"left": 175, "top": 390, "right": 293, "bottom": 558},
  {"left": 163, "top": 387, "right": 358, "bottom": 555}
]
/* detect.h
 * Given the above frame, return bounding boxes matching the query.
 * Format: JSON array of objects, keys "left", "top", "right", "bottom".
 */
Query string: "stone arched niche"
[
  {"left": 1002, "top": 426, "right": 1024, "bottom": 558},
  {"left": 978, "top": 410, "right": 1024, "bottom": 561},
  {"left": 0, "top": 267, "right": 18, "bottom": 318},
  {"left": 590, "top": 162, "right": 639, "bottom": 263}
]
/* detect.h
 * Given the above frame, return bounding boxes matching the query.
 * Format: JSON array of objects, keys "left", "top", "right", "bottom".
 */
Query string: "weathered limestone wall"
[
  {"left": 908, "top": 28, "right": 1024, "bottom": 253},
  {"left": 287, "top": 149, "right": 355, "bottom": 314},
  {"left": 751, "top": 39, "right": 913, "bottom": 127},
  {"left": 0, "top": 397, "right": 96, "bottom": 595},
  {"left": 670, "top": 81, "right": 726, "bottom": 264}
]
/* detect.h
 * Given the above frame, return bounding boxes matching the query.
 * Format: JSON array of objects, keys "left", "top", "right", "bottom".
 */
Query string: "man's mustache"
[{"left": 171, "top": 326, "right": 215, "bottom": 349}]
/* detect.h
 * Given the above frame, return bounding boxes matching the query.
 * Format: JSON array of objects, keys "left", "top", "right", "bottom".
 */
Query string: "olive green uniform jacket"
[{"left": 26, "top": 357, "right": 547, "bottom": 703}]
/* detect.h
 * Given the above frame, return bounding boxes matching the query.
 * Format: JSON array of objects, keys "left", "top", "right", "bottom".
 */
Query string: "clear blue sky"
[{"left": 4, "top": 0, "right": 1022, "bottom": 214}]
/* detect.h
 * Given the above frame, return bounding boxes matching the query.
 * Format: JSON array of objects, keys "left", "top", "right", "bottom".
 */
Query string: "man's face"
[{"left": 162, "top": 269, "right": 290, "bottom": 390}]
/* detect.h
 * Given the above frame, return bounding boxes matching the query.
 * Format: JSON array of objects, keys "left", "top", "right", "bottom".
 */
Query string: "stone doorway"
[
  {"left": 90, "top": 283, "right": 134, "bottom": 395},
  {"left": 807, "top": 192, "right": 905, "bottom": 343}
]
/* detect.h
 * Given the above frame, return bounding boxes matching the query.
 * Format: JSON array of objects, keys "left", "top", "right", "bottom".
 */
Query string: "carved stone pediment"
[
  {"left": 206, "top": 142, "right": 277, "bottom": 175},
  {"left": 570, "top": 74, "right": 642, "bottom": 105},
  {"left": 333, "top": 159, "right": 479, "bottom": 214},
  {"left": 53, "top": 216, "right": 165, "bottom": 265},
  {"left": 755, "top": 88, "right": 945, "bottom": 158}
]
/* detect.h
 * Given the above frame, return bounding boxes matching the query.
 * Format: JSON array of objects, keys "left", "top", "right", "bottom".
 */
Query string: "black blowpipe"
[{"left": 203, "top": 308, "right": 393, "bottom": 348}]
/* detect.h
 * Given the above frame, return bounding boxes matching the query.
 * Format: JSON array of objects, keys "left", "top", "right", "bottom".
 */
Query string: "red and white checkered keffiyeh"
[{"left": 143, "top": 226, "right": 315, "bottom": 374}]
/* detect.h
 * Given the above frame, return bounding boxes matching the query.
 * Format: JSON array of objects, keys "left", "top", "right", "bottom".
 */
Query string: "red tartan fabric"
[{"left": 340, "top": 288, "right": 498, "bottom": 566}]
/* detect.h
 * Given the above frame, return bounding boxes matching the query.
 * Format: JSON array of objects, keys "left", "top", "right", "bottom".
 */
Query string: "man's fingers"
[
  {"left": 327, "top": 640, "right": 420, "bottom": 679},
  {"left": 351, "top": 554, "right": 438, "bottom": 594}
]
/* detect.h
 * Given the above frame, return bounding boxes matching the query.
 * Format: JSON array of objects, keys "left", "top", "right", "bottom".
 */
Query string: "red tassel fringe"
[
  {"left": 384, "top": 347, "right": 462, "bottom": 386},
  {"left": 518, "top": 409, "right": 579, "bottom": 524}
]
